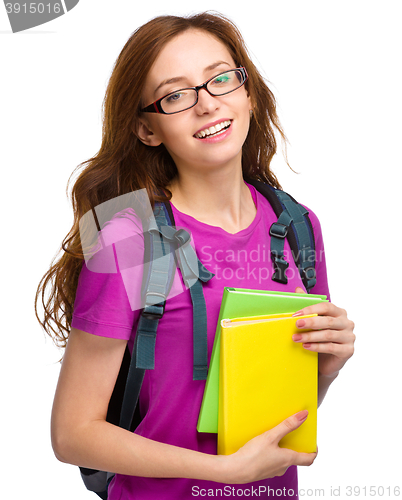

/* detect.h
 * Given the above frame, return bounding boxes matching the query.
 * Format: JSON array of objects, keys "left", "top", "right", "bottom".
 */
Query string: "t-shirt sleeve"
[
  {"left": 71, "top": 208, "right": 145, "bottom": 341},
  {"left": 302, "top": 205, "right": 331, "bottom": 301}
]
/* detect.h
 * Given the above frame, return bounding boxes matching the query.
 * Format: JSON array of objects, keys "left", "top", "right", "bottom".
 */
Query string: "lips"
[{"left": 194, "top": 120, "right": 232, "bottom": 139}]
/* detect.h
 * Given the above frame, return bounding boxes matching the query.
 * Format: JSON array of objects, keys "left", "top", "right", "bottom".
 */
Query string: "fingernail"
[
  {"left": 303, "top": 343, "right": 311, "bottom": 349},
  {"left": 292, "top": 311, "right": 304, "bottom": 317},
  {"left": 292, "top": 334, "right": 302, "bottom": 341},
  {"left": 296, "top": 410, "right": 308, "bottom": 421},
  {"left": 296, "top": 319, "right": 306, "bottom": 328}
]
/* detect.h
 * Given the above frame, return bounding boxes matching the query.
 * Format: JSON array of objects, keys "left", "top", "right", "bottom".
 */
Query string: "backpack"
[{"left": 79, "top": 179, "right": 317, "bottom": 498}]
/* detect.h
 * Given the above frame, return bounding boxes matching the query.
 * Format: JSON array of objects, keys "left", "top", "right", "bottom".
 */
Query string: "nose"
[{"left": 194, "top": 88, "right": 220, "bottom": 115}]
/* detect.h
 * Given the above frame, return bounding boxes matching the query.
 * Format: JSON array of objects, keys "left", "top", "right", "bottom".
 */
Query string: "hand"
[
  {"left": 223, "top": 410, "right": 317, "bottom": 484},
  {"left": 292, "top": 287, "right": 355, "bottom": 378}
]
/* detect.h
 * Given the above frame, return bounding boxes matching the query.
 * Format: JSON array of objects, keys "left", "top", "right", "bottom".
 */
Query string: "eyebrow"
[{"left": 154, "top": 60, "right": 231, "bottom": 95}]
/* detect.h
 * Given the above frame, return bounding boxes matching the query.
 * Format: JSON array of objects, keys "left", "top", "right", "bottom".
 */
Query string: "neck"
[{"left": 167, "top": 164, "right": 256, "bottom": 234}]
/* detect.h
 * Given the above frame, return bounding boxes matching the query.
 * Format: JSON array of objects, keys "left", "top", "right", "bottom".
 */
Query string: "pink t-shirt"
[{"left": 72, "top": 183, "right": 330, "bottom": 499}]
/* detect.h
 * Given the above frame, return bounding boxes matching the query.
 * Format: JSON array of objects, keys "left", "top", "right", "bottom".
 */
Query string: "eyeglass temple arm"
[{"left": 141, "top": 101, "right": 163, "bottom": 114}]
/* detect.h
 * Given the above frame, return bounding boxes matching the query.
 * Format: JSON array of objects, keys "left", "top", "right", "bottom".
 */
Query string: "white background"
[{"left": 1, "top": 0, "right": 401, "bottom": 498}]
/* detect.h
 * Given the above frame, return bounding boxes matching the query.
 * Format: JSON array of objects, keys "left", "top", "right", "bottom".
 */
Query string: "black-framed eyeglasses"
[{"left": 141, "top": 67, "right": 248, "bottom": 115}]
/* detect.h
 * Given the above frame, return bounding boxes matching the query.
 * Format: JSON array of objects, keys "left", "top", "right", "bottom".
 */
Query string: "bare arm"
[
  {"left": 51, "top": 327, "right": 226, "bottom": 480},
  {"left": 317, "top": 371, "right": 339, "bottom": 407},
  {"left": 51, "top": 328, "right": 316, "bottom": 484}
]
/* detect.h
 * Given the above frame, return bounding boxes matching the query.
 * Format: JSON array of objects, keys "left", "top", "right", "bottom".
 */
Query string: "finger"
[
  {"left": 295, "top": 287, "right": 306, "bottom": 294},
  {"left": 295, "top": 314, "right": 348, "bottom": 331},
  {"left": 293, "top": 329, "right": 350, "bottom": 345},
  {"left": 269, "top": 410, "right": 309, "bottom": 443},
  {"left": 291, "top": 450, "right": 318, "bottom": 467},
  {"left": 293, "top": 301, "right": 341, "bottom": 319},
  {"left": 302, "top": 341, "right": 353, "bottom": 358}
]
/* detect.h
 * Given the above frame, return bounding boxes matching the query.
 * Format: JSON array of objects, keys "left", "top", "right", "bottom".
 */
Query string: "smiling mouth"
[{"left": 194, "top": 120, "right": 232, "bottom": 139}]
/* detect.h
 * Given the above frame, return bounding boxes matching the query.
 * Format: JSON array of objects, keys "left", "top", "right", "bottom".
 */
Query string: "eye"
[
  {"left": 165, "top": 92, "right": 185, "bottom": 102},
  {"left": 211, "top": 73, "right": 231, "bottom": 85}
]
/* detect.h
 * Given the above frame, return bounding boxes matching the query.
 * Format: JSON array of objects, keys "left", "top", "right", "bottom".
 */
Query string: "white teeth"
[{"left": 195, "top": 120, "right": 231, "bottom": 139}]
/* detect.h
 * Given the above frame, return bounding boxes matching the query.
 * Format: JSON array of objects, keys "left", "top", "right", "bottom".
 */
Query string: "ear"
[
  {"left": 248, "top": 100, "right": 254, "bottom": 120},
  {"left": 136, "top": 118, "right": 163, "bottom": 147},
  {"left": 246, "top": 91, "right": 253, "bottom": 113}
]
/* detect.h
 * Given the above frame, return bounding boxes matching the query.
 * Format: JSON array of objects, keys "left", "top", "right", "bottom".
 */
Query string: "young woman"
[{"left": 36, "top": 12, "right": 355, "bottom": 500}]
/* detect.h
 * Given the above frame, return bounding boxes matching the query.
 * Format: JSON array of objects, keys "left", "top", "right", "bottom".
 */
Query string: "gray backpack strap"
[
  {"left": 245, "top": 178, "right": 317, "bottom": 293},
  {"left": 122, "top": 200, "right": 214, "bottom": 429},
  {"left": 120, "top": 202, "right": 176, "bottom": 432},
  {"left": 153, "top": 219, "right": 214, "bottom": 381},
  {"left": 272, "top": 190, "right": 316, "bottom": 292},
  {"left": 133, "top": 199, "right": 215, "bottom": 376}
]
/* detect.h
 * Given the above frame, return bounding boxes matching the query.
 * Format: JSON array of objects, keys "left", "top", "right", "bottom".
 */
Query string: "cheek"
[
  {"left": 157, "top": 127, "right": 192, "bottom": 162},
  {"left": 160, "top": 126, "right": 183, "bottom": 149},
  {"left": 157, "top": 118, "right": 193, "bottom": 149}
]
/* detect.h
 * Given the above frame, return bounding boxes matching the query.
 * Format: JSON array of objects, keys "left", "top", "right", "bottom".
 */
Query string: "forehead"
[{"left": 146, "top": 29, "right": 236, "bottom": 92}]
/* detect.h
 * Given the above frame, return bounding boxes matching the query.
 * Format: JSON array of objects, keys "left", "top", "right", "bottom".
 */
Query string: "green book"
[{"left": 197, "top": 287, "right": 328, "bottom": 434}]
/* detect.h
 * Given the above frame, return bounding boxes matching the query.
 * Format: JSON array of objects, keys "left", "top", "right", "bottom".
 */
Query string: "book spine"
[{"left": 217, "top": 325, "right": 227, "bottom": 455}]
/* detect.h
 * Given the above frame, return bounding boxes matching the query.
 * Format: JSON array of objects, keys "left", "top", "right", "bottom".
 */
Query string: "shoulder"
[
  {"left": 73, "top": 207, "right": 145, "bottom": 340},
  {"left": 247, "top": 181, "right": 330, "bottom": 296},
  {"left": 100, "top": 207, "right": 145, "bottom": 245},
  {"left": 250, "top": 181, "right": 323, "bottom": 234},
  {"left": 300, "top": 203, "right": 323, "bottom": 239},
  {"left": 252, "top": 182, "right": 326, "bottom": 254},
  {"left": 84, "top": 208, "right": 146, "bottom": 274}
]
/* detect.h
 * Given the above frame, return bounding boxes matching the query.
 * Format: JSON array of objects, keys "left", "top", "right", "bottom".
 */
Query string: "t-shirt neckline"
[{"left": 169, "top": 182, "right": 261, "bottom": 237}]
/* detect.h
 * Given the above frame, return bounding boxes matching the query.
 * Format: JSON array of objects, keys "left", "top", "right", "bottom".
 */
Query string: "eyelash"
[
  {"left": 164, "top": 73, "right": 231, "bottom": 97},
  {"left": 165, "top": 91, "right": 187, "bottom": 102}
]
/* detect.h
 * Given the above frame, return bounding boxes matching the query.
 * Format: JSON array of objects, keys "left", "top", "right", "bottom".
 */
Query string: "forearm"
[
  {"left": 51, "top": 330, "right": 232, "bottom": 484},
  {"left": 53, "top": 419, "right": 229, "bottom": 482},
  {"left": 317, "top": 371, "right": 339, "bottom": 407}
]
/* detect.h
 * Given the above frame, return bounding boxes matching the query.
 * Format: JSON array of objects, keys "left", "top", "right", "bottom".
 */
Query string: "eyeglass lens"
[{"left": 160, "top": 69, "right": 245, "bottom": 114}]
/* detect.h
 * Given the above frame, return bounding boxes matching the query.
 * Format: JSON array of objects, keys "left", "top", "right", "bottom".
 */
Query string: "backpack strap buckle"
[
  {"left": 173, "top": 228, "right": 191, "bottom": 246},
  {"left": 269, "top": 212, "right": 292, "bottom": 285},
  {"left": 269, "top": 222, "right": 288, "bottom": 239},
  {"left": 271, "top": 253, "right": 289, "bottom": 284},
  {"left": 142, "top": 300, "right": 165, "bottom": 320}
]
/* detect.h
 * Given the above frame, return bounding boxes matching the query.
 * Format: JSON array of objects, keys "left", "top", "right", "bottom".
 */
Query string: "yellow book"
[{"left": 218, "top": 313, "right": 318, "bottom": 455}]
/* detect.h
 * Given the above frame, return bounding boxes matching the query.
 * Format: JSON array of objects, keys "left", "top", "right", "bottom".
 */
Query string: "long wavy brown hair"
[{"left": 35, "top": 11, "right": 289, "bottom": 348}]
